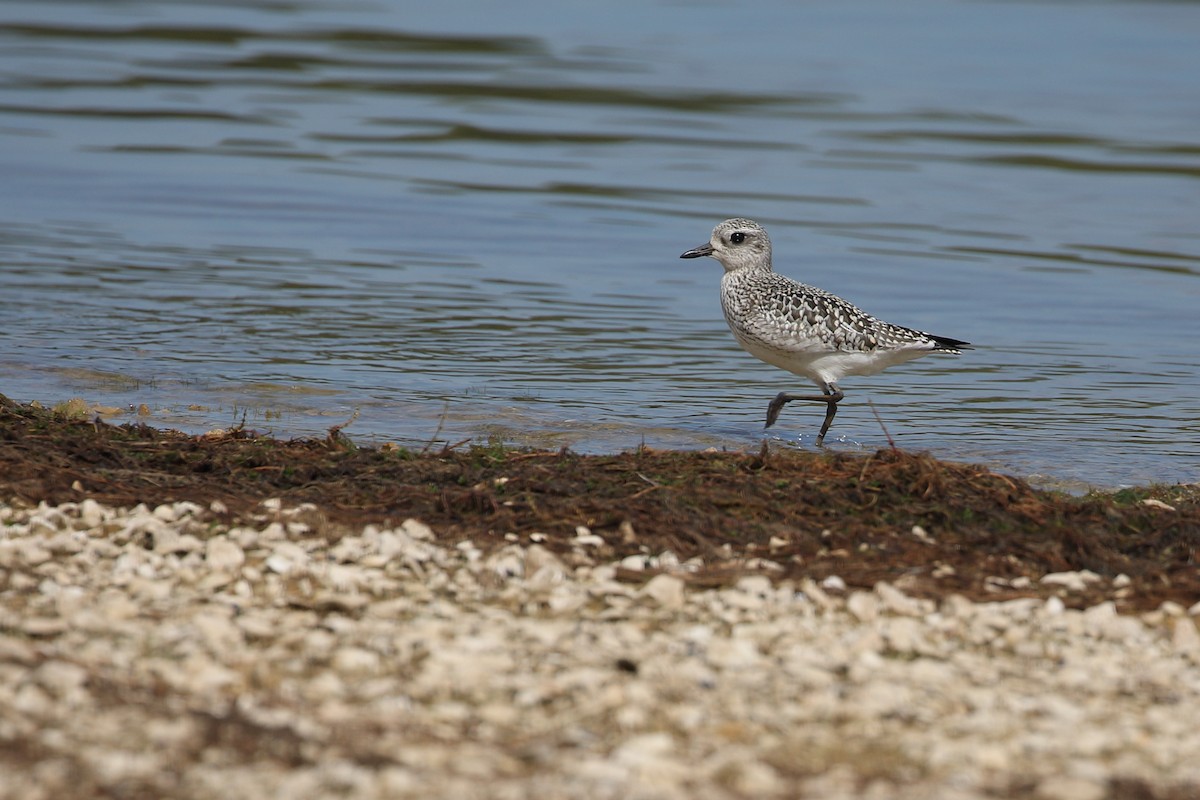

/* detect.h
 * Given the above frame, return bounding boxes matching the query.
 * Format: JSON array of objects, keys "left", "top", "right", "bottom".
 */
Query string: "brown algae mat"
[{"left": 1, "top": 395, "right": 1197, "bottom": 612}]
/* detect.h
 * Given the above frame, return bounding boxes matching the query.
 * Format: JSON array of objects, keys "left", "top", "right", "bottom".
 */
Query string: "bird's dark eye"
[{"left": 730, "top": 232, "right": 746, "bottom": 244}]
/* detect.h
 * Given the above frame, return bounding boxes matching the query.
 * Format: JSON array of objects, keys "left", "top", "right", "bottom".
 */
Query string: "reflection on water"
[{"left": 1, "top": 0, "right": 1198, "bottom": 489}]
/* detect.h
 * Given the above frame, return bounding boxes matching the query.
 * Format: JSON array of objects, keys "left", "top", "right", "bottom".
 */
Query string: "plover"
[{"left": 680, "top": 218, "right": 970, "bottom": 444}]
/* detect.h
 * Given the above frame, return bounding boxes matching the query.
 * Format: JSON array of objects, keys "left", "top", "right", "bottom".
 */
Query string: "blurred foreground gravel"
[{"left": 2, "top": 497, "right": 1199, "bottom": 799}]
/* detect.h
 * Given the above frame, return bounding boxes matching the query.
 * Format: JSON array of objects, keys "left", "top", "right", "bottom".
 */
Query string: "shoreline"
[{"left": 2, "top": 395, "right": 1197, "bottom": 610}]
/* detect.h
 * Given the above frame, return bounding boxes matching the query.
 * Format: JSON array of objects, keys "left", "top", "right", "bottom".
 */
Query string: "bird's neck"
[{"left": 725, "top": 263, "right": 773, "bottom": 275}]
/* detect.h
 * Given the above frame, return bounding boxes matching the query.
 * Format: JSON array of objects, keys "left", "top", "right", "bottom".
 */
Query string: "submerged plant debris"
[{"left": 1, "top": 395, "right": 1197, "bottom": 611}]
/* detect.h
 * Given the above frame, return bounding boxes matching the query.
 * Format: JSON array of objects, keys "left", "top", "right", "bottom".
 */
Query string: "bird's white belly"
[{"left": 731, "top": 328, "right": 929, "bottom": 386}]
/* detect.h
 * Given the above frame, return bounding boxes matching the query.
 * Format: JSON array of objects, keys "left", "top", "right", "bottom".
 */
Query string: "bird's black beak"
[{"left": 679, "top": 243, "right": 714, "bottom": 259}]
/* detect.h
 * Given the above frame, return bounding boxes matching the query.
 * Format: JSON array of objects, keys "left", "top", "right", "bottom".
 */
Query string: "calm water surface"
[{"left": 2, "top": 0, "right": 1198, "bottom": 490}]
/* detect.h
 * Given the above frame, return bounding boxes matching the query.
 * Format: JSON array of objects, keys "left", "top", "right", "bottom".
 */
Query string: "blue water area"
[{"left": 1, "top": 0, "right": 1198, "bottom": 490}]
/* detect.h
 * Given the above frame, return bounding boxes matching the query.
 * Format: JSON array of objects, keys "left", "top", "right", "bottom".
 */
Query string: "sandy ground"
[{"left": 3, "top": 496, "right": 1199, "bottom": 800}]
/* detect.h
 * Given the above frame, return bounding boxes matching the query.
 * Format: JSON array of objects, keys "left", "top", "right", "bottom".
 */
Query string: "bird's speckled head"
[{"left": 679, "top": 218, "right": 773, "bottom": 273}]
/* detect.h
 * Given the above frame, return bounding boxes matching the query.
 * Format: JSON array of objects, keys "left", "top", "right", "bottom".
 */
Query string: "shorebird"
[{"left": 680, "top": 218, "right": 970, "bottom": 445}]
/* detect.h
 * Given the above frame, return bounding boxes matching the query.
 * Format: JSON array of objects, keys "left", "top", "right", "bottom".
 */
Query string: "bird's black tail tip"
[{"left": 931, "top": 335, "right": 973, "bottom": 351}]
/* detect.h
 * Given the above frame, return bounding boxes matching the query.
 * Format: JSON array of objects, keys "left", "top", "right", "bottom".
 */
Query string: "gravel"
[{"left": 2, "top": 497, "right": 1199, "bottom": 799}]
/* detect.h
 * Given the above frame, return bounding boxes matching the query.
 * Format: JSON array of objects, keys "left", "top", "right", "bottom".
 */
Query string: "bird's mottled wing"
[{"left": 729, "top": 271, "right": 930, "bottom": 352}]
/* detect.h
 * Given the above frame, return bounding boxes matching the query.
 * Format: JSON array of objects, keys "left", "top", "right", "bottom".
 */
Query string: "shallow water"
[{"left": 2, "top": 0, "right": 1198, "bottom": 489}]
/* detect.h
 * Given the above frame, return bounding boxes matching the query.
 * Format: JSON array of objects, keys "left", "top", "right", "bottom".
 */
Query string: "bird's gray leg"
[
  {"left": 813, "top": 389, "right": 844, "bottom": 446},
  {"left": 764, "top": 384, "right": 845, "bottom": 445}
]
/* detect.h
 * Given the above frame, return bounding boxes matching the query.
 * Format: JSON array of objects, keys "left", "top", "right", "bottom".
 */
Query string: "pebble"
[
  {"left": 332, "top": 647, "right": 382, "bottom": 676},
  {"left": 205, "top": 537, "right": 246, "bottom": 572},
  {"left": 1041, "top": 570, "right": 1103, "bottom": 592},
  {"left": 618, "top": 554, "right": 651, "bottom": 571},
  {"left": 524, "top": 544, "right": 566, "bottom": 583},
  {"left": 640, "top": 574, "right": 686, "bottom": 609},
  {"left": 1036, "top": 776, "right": 1107, "bottom": 800},
  {"left": 1, "top": 496, "right": 1199, "bottom": 800},
  {"left": 78, "top": 498, "right": 106, "bottom": 528},
  {"left": 1173, "top": 618, "right": 1200, "bottom": 653},
  {"left": 401, "top": 518, "right": 434, "bottom": 541},
  {"left": 572, "top": 526, "right": 605, "bottom": 548},
  {"left": 821, "top": 574, "right": 847, "bottom": 592},
  {"left": 846, "top": 590, "right": 879, "bottom": 622},
  {"left": 875, "top": 581, "right": 931, "bottom": 616}
]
